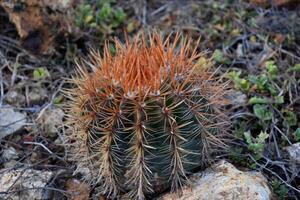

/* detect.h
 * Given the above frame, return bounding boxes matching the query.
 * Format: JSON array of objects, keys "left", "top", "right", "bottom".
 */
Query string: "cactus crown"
[{"left": 65, "top": 33, "right": 230, "bottom": 200}]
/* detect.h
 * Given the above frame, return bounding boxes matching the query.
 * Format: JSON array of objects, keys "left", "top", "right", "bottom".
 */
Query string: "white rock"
[
  {"left": 226, "top": 90, "right": 247, "bottom": 106},
  {"left": 4, "top": 90, "right": 26, "bottom": 106},
  {"left": 3, "top": 160, "right": 18, "bottom": 168},
  {"left": 28, "top": 86, "right": 48, "bottom": 105},
  {"left": 0, "top": 168, "right": 53, "bottom": 200},
  {"left": 2, "top": 147, "right": 18, "bottom": 161},
  {"left": 286, "top": 142, "right": 300, "bottom": 164},
  {"left": 38, "top": 108, "right": 64, "bottom": 137},
  {"left": 0, "top": 106, "right": 26, "bottom": 139},
  {"left": 160, "top": 160, "right": 271, "bottom": 200}
]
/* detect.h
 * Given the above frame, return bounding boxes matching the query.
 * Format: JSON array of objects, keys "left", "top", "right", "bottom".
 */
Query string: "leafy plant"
[
  {"left": 213, "top": 49, "right": 229, "bottom": 64},
  {"left": 282, "top": 110, "right": 297, "bottom": 127},
  {"left": 244, "top": 131, "right": 269, "bottom": 160},
  {"left": 265, "top": 60, "right": 278, "bottom": 79},
  {"left": 233, "top": 120, "right": 247, "bottom": 138},
  {"left": 253, "top": 104, "right": 272, "bottom": 121},
  {"left": 75, "top": 0, "right": 126, "bottom": 35},
  {"left": 33, "top": 67, "right": 50, "bottom": 79},
  {"left": 271, "top": 179, "right": 289, "bottom": 200},
  {"left": 249, "top": 96, "right": 283, "bottom": 105},
  {"left": 65, "top": 33, "right": 230, "bottom": 199},
  {"left": 287, "top": 63, "right": 300, "bottom": 72},
  {"left": 53, "top": 96, "right": 64, "bottom": 105},
  {"left": 226, "top": 71, "right": 250, "bottom": 91},
  {"left": 75, "top": 4, "right": 95, "bottom": 28},
  {"left": 248, "top": 74, "right": 277, "bottom": 95},
  {"left": 294, "top": 128, "right": 300, "bottom": 142},
  {"left": 229, "top": 147, "right": 248, "bottom": 165}
]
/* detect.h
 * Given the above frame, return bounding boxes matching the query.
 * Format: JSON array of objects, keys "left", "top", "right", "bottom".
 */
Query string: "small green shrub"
[
  {"left": 265, "top": 60, "right": 278, "bottom": 79},
  {"left": 294, "top": 128, "right": 300, "bottom": 142},
  {"left": 271, "top": 179, "right": 289, "bottom": 200},
  {"left": 33, "top": 67, "right": 50, "bottom": 79},
  {"left": 226, "top": 71, "right": 250, "bottom": 91},
  {"left": 282, "top": 110, "right": 297, "bottom": 128},
  {"left": 75, "top": 0, "right": 127, "bottom": 36},
  {"left": 244, "top": 131, "right": 269, "bottom": 161}
]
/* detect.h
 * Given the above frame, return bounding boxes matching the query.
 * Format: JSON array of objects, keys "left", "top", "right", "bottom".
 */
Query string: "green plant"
[
  {"left": 226, "top": 70, "right": 250, "bottom": 91},
  {"left": 253, "top": 104, "right": 272, "bottom": 121},
  {"left": 229, "top": 147, "right": 247, "bottom": 164},
  {"left": 33, "top": 67, "right": 50, "bottom": 79},
  {"left": 244, "top": 131, "right": 269, "bottom": 160},
  {"left": 213, "top": 49, "right": 229, "bottom": 64},
  {"left": 287, "top": 63, "right": 300, "bottom": 72},
  {"left": 248, "top": 96, "right": 283, "bottom": 105},
  {"left": 53, "top": 96, "right": 64, "bottom": 105},
  {"left": 294, "top": 128, "right": 300, "bottom": 142},
  {"left": 233, "top": 120, "right": 247, "bottom": 138},
  {"left": 75, "top": 4, "right": 95, "bottom": 28},
  {"left": 271, "top": 179, "right": 289, "bottom": 200},
  {"left": 265, "top": 60, "right": 278, "bottom": 79},
  {"left": 282, "top": 110, "right": 297, "bottom": 127},
  {"left": 75, "top": 0, "right": 126, "bottom": 35},
  {"left": 65, "top": 33, "right": 230, "bottom": 199}
]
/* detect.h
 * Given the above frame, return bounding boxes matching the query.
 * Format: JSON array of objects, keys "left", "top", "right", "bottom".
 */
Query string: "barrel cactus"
[{"left": 65, "top": 33, "right": 230, "bottom": 199}]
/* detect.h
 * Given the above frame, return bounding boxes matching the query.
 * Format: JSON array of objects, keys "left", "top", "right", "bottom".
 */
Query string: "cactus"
[{"left": 65, "top": 33, "right": 230, "bottom": 199}]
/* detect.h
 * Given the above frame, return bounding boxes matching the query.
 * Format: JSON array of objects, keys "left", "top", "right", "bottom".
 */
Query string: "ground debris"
[
  {"left": 0, "top": 106, "right": 26, "bottom": 139},
  {"left": 286, "top": 142, "right": 300, "bottom": 164},
  {"left": 251, "top": 0, "right": 300, "bottom": 8},
  {"left": 65, "top": 178, "right": 90, "bottom": 200},
  {"left": 0, "top": 168, "right": 53, "bottom": 200},
  {"left": 38, "top": 107, "right": 64, "bottom": 137},
  {"left": 0, "top": 0, "right": 75, "bottom": 54}
]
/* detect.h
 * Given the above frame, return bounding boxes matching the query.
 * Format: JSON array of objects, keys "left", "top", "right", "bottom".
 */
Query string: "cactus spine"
[{"left": 65, "top": 33, "right": 229, "bottom": 199}]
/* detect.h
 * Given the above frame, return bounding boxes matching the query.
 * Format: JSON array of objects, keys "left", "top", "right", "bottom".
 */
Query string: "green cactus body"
[{"left": 65, "top": 33, "right": 229, "bottom": 199}]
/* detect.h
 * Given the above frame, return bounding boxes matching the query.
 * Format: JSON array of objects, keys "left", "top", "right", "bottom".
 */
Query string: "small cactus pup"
[{"left": 65, "top": 33, "right": 230, "bottom": 199}]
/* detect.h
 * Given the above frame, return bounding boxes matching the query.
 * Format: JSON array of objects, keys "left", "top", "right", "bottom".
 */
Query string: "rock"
[
  {"left": 4, "top": 90, "right": 26, "bottom": 106},
  {"left": 0, "top": 168, "right": 53, "bottom": 200},
  {"left": 3, "top": 160, "right": 18, "bottom": 168},
  {"left": 226, "top": 90, "right": 247, "bottom": 107},
  {"left": 28, "top": 86, "right": 48, "bottom": 105},
  {"left": 286, "top": 142, "right": 300, "bottom": 164},
  {"left": 159, "top": 160, "right": 271, "bottom": 200},
  {"left": 54, "top": 137, "right": 63, "bottom": 145},
  {"left": 30, "top": 152, "right": 39, "bottom": 163},
  {"left": 38, "top": 108, "right": 64, "bottom": 137},
  {"left": 0, "top": 106, "right": 26, "bottom": 139},
  {"left": 2, "top": 147, "right": 18, "bottom": 161}
]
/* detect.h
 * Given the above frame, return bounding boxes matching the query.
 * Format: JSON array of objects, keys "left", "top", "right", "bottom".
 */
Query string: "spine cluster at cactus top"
[{"left": 65, "top": 33, "right": 230, "bottom": 200}]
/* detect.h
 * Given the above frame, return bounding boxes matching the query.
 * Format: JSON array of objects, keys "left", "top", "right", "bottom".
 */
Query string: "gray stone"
[
  {"left": 286, "top": 142, "right": 300, "bottom": 164},
  {"left": 2, "top": 147, "right": 18, "bottom": 161},
  {"left": 159, "top": 160, "right": 271, "bottom": 200},
  {"left": 226, "top": 90, "right": 247, "bottom": 107},
  {"left": 28, "top": 86, "right": 48, "bottom": 105},
  {"left": 3, "top": 160, "right": 18, "bottom": 168},
  {"left": 38, "top": 108, "right": 64, "bottom": 137},
  {"left": 0, "top": 168, "right": 53, "bottom": 200},
  {"left": 0, "top": 106, "right": 26, "bottom": 139},
  {"left": 4, "top": 90, "right": 26, "bottom": 106}
]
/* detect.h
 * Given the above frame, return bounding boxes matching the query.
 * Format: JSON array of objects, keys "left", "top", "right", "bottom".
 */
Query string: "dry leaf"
[{"left": 0, "top": 0, "right": 75, "bottom": 54}]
